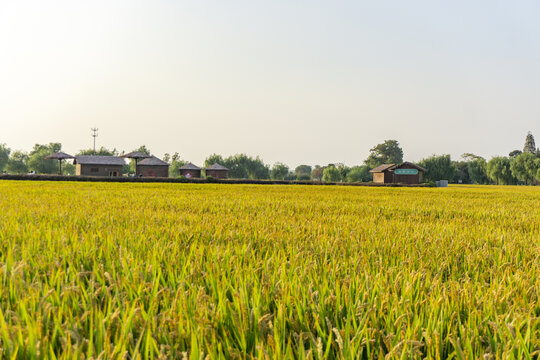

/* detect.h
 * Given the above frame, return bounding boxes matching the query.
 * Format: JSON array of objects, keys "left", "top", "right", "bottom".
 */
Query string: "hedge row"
[{"left": 0, "top": 174, "right": 433, "bottom": 187}]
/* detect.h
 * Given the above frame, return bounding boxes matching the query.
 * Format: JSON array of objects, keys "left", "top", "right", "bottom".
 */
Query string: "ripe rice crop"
[{"left": 0, "top": 181, "right": 539, "bottom": 359}]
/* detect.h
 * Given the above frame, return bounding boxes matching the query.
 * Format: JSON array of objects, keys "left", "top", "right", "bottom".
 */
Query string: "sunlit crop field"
[{"left": 0, "top": 181, "right": 539, "bottom": 359}]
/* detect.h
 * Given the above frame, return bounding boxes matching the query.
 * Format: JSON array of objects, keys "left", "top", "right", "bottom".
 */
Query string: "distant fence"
[{"left": 0, "top": 174, "right": 434, "bottom": 187}]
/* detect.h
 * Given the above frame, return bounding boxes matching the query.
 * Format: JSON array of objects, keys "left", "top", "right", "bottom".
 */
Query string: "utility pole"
[{"left": 91, "top": 128, "right": 98, "bottom": 154}]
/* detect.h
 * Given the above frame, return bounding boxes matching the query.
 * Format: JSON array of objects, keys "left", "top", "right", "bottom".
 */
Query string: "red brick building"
[
  {"left": 205, "top": 163, "right": 229, "bottom": 179},
  {"left": 179, "top": 163, "right": 202, "bottom": 178},
  {"left": 136, "top": 156, "right": 169, "bottom": 177}
]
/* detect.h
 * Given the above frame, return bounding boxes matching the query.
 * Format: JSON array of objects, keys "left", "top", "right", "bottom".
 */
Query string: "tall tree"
[
  {"left": 511, "top": 152, "right": 538, "bottom": 184},
  {"left": 467, "top": 158, "right": 489, "bottom": 184},
  {"left": 270, "top": 163, "right": 289, "bottom": 180},
  {"left": 322, "top": 166, "right": 341, "bottom": 182},
  {"left": 311, "top": 165, "right": 324, "bottom": 181},
  {"left": 27, "top": 143, "right": 62, "bottom": 174},
  {"left": 204, "top": 154, "right": 226, "bottom": 168},
  {"left": 164, "top": 152, "right": 187, "bottom": 177},
  {"left": 6, "top": 151, "right": 29, "bottom": 174},
  {"left": 523, "top": 132, "right": 536, "bottom": 154},
  {"left": 294, "top": 165, "right": 312, "bottom": 180},
  {"left": 0, "top": 143, "right": 10, "bottom": 171},
  {"left": 418, "top": 154, "right": 456, "bottom": 182},
  {"left": 486, "top": 157, "right": 515, "bottom": 185},
  {"left": 334, "top": 163, "right": 350, "bottom": 181},
  {"left": 364, "top": 140, "right": 403, "bottom": 169},
  {"left": 452, "top": 161, "right": 469, "bottom": 183},
  {"left": 461, "top": 153, "right": 485, "bottom": 162},
  {"left": 346, "top": 165, "right": 370, "bottom": 182},
  {"left": 204, "top": 153, "right": 270, "bottom": 179}
]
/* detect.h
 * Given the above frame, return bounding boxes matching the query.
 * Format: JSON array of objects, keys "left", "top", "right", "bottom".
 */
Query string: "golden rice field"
[{"left": 0, "top": 181, "right": 539, "bottom": 359}]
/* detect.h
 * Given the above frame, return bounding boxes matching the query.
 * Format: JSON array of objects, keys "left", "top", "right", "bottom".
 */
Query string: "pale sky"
[{"left": 1, "top": 1, "right": 539, "bottom": 167}]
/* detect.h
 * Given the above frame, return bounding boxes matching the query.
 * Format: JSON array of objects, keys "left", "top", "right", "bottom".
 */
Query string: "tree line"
[{"left": 1, "top": 132, "right": 539, "bottom": 184}]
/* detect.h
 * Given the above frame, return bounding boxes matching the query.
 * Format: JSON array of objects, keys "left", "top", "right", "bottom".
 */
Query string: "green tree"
[
  {"left": 205, "top": 154, "right": 226, "bottom": 167},
  {"left": 418, "top": 154, "right": 456, "bottom": 182},
  {"left": 134, "top": 145, "right": 151, "bottom": 155},
  {"left": 270, "top": 163, "right": 289, "bottom": 180},
  {"left": 62, "top": 162, "right": 76, "bottom": 175},
  {"left": 0, "top": 143, "right": 11, "bottom": 171},
  {"left": 77, "top": 147, "right": 118, "bottom": 156},
  {"left": 294, "top": 165, "right": 312, "bottom": 180},
  {"left": 509, "top": 150, "right": 522, "bottom": 159},
  {"left": 536, "top": 158, "right": 540, "bottom": 182},
  {"left": 523, "top": 132, "right": 537, "bottom": 154},
  {"left": 346, "top": 166, "right": 370, "bottom": 182},
  {"left": 452, "top": 161, "right": 469, "bottom": 183},
  {"left": 335, "top": 163, "right": 350, "bottom": 181},
  {"left": 311, "top": 165, "right": 324, "bottom": 181},
  {"left": 322, "top": 166, "right": 341, "bottom": 182},
  {"left": 164, "top": 152, "right": 187, "bottom": 177},
  {"left": 27, "top": 143, "right": 62, "bottom": 174},
  {"left": 511, "top": 152, "right": 538, "bottom": 184},
  {"left": 486, "top": 157, "right": 515, "bottom": 185},
  {"left": 204, "top": 153, "right": 269, "bottom": 179},
  {"left": 6, "top": 151, "right": 29, "bottom": 174},
  {"left": 467, "top": 158, "right": 489, "bottom": 184},
  {"left": 461, "top": 153, "right": 484, "bottom": 161},
  {"left": 364, "top": 140, "right": 403, "bottom": 169}
]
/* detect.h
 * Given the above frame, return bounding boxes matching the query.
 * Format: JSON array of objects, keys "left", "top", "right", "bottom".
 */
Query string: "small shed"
[
  {"left": 179, "top": 163, "right": 202, "bottom": 178},
  {"left": 205, "top": 163, "right": 229, "bottom": 179},
  {"left": 137, "top": 156, "right": 169, "bottom": 177},
  {"left": 369, "top": 162, "right": 426, "bottom": 184},
  {"left": 74, "top": 156, "right": 125, "bottom": 177}
]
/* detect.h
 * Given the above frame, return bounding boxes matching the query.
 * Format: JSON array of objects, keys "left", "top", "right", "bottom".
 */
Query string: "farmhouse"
[
  {"left": 179, "top": 163, "right": 202, "bottom": 178},
  {"left": 205, "top": 163, "right": 229, "bottom": 179},
  {"left": 74, "top": 155, "right": 125, "bottom": 177},
  {"left": 369, "top": 162, "right": 426, "bottom": 184},
  {"left": 136, "top": 156, "right": 169, "bottom": 177}
]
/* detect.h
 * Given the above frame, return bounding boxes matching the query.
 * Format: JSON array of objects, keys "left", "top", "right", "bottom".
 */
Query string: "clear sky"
[{"left": 1, "top": 1, "right": 539, "bottom": 167}]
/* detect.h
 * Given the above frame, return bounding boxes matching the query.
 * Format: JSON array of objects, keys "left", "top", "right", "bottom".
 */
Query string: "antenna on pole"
[{"left": 91, "top": 128, "right": 98, "bottom": 154}]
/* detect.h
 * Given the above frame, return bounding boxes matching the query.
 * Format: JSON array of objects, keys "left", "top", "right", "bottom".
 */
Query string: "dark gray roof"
[
  {"left": 390, "top": 162, "right": 427, "bottom": 172},
  {"left": 369, "top": 164, "right": 395, "bottom": 173},
  {"left": 120, "top": 151, "right": 152, "bottom": 159},
  {"left": 75, "top": 155, "right": 125, "bottom": 166},
  {"left": 45, "top": 152, "right": 75, "bottom": 160},
  {"left": 206, "top": 163, "right": 229, "bottom": 171},
  {"left": 138, "top": 156, "right": 169, "bottom": 166},
  {"left": 179, "top": 162, "right": 201, "bottom": 170}
]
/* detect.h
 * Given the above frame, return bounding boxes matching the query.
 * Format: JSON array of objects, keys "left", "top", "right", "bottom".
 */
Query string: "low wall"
[{"left": 0, "top": 174, "right": 434, "bottom": 187}]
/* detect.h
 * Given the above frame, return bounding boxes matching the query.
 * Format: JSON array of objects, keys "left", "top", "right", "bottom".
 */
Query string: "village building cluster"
[
  {"left": 45, "top": 152, "right": 428, "bottom": 184},
  {"left": 45, "top": 151, "right": 229, "bottom": 179}
]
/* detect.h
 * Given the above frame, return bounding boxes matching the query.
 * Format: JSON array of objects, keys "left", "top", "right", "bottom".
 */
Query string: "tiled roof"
[
  {"left": 120, "top": 151, "right": 152, "bottom": 159},
  {"left": 206, "top": 163, "right": 229, "bottom": 171},
  {"left": 137, "top": 156, "right": 169, "bottom": 166},
  {"left": 179, "top": 162, "right": 201, "bottom": 170},
  {"left": 369, "top": 164, "right": 395, "bottom": 173},
  {"left": 75, "top": 155, "right": 125, "bottom": 166}
]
